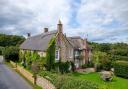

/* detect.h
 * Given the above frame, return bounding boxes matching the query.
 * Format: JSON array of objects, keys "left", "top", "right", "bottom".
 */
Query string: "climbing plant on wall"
[
  {"left": 46, "top": 37, "right": 56, "bottom": 71},
  {"left": 19, "top": 50, "right": 24, "bottom": 63},
  {"left": 24, "top": 51, "right": 31, "bottom": 68},
  {"left": 31, "top": 51, "right": 40, "bottom": 62}
]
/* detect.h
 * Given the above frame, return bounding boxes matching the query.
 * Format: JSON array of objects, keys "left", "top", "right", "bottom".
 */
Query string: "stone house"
[{"left": 20, "top": 20, "right": 91, "bottom": 68}]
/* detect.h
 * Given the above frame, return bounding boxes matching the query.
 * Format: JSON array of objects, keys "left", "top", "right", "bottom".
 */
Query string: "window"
[
  {"left": 69, "top": 49, "right": 73, "bottom": 58},
  {"left": 75, "top": 51, "right": 79, "bottom": 56},
  {"left": 55, "top": 50, "right": 59, "bottom": 61}
]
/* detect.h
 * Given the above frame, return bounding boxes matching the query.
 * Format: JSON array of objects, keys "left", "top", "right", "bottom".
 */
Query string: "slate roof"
[
  {"left": 20, "top": 30, "right": 57, "bottom": 51},
  {"left": 67, "top": 36, "right": 89, "bottom": 50},
  {"left": 20, "top": 30, "right": 89, "bottom": 51}
]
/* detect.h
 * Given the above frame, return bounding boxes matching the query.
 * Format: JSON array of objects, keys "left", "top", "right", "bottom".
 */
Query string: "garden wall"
[
  {"left": 10, "top": 61, "right": 55, "bottom": 89},
  {"left": 36, "top": 76, "right": 55, "bottom": 89}
]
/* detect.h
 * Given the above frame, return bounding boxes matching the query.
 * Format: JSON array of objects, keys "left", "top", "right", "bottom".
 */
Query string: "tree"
[
  {"left": 0, "top": 34, "right": 25, "bottom": 47},
  {"left": 92, "top": 51, "right": 111, "bottom": 71}
]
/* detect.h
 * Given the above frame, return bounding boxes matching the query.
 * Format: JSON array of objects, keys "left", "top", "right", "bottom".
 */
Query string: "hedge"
[
  {"left": 114, "top": 55, "right": 128, "bottom": 61},
  {"left": 2, "top": 46, "right": 19, "bottom": 62},
  {"left": 114, "top": 61, "right": 128, "bottom": 78},
  {"left": 39, "top": 71, "right": 99, "bottom": 89}
]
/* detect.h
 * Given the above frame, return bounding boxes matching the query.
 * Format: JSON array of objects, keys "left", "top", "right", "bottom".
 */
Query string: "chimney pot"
[
  {"left": 44, "top": 28, "right": 48, "bottom": 33},
  {"left": 27, "top": 33, "right": 31, "bottom": 37}
]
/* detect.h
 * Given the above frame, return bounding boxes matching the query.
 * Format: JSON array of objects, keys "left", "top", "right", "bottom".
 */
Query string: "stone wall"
[
  {"left": 10, "top": 61, "right": 56, "bottom": 89},
  {"left": 10, "top": 61, "right": 34, "bottom": 84},
  {"left": 36, "top": 76, "right": 56, "bottom": 89},
  {"left": 17, "top": 65, "right": 35, "bottom": 84}
]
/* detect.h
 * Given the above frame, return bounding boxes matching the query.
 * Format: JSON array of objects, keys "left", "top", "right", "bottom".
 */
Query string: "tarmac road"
[{"left": 0, "top": 56, "right": 32, "bottom": 89}]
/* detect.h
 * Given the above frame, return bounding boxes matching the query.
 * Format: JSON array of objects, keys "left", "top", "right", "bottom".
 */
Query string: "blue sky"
[{"left": 0, "top": 0, "right": 128, "bottom": 43}]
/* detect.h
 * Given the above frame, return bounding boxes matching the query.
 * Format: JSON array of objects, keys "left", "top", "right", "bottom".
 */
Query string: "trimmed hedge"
[
  {"left": 114, "top": 61, "right": 128, "bottom": 78},
  {"left": 39, "top": 71, "right": 99, "bottom": 89}
]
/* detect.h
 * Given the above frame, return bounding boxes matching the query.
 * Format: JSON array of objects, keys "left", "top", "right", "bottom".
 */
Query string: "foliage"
[
  {"left": 19, "top": 50, "right": 25, "bottom": 63},
  {"left": 0, "top": 33, "right": 25, "bottom": 47},
  {"left": 53, "top": 61, "right": 70, "bottom": 74},
  {"left": 39, "top": 71, "right": 99, "bottom": 89},
  {"left": 31, "top": 51, "right": 40, "bottom": 62},
  {"left": 111, "top": 55, "right": 128, "bottom": 61},
  {"left": 31, "top": 61, "right": 40, "bottom": 74},
  {"left": 89, "top": 42, "right": 128, "bottom": 62},
  {"left": 2, "top": 46, "right": 19, "bottom": 62},
  {"left": 114, "top": 61, "right": 128, "bottom": 78},
  {"left": 0, "top": 46, "right": 4, "bottom": 55},
  {"left": 38, "top": 57, "right": 46, "bottom": 70},
  {"left": 24, "top": 51, "right": 32, "bottom": 69},
  {"left": 70, "top": 61, "right": 75, "bottom": 72},
  {"left": 46, "top": 37, "right": 55, "bottom": 71},
  {"left": 59, "top": 61, "right": 70, "bottom": 74},
  {"left": 81, "top": 62, "right": 94, "bottom": 68},
  {"left": 92, "top": 51, "right": 112, "bottom": 71}
]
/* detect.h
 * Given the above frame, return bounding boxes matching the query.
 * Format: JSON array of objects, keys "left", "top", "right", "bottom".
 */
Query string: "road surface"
[{"left": 0, "top": 56, "right": 32, "bottom": 89}]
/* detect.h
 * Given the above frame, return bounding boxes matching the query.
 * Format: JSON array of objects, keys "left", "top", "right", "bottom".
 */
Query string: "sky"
[{"left": 0, "top": 0, "right": 128, "bottom": 43}]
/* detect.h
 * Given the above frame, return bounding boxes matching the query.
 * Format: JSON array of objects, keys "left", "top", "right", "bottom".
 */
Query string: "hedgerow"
[{"left": 114, "top": 61, "right": 128, "bottom": 78}]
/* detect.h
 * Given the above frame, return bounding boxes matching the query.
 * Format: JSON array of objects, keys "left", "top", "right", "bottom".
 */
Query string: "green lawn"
[{"left": 71, "top": 72, "right": 128, "bottom": 89}]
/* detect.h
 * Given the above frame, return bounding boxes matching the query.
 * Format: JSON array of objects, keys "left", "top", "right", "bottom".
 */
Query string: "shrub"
[
  {"left": 81, "top": 64, "right": 88, "bottom": 68},
  {"left": 70, "top": 61, "right": 75, "bottom": 72},
  {"left": 94, "top": 64, "right": 102, "bottom": 72},
  {"left": 59, "top": 61, "right": 70, "bottom": 74},
  {"left": 114, "top": 61, "right": 128, "bottom": 78},
  {"left": 54, "top": 61, "right": 70, "bottom": 74},
  {"left": 81, "top": 62, "right": 94, "bottom": 68},
  {"left": 2, "top": 46, "right": 19, "bottom": 62}
]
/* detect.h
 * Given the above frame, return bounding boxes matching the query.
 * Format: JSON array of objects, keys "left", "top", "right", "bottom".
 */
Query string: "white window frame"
[
  {"left": 75, "top": 51, "right": 79, "bottom": 57},
  {"left": 55, "top": 49, "right": 59, "bottom": 61}
]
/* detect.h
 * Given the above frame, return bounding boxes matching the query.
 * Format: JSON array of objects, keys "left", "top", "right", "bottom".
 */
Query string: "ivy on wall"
[{"left": 46, "top": 37, "right": 56, "bottom": 71}]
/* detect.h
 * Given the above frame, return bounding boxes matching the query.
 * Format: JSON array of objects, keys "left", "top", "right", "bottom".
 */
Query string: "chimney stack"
[
  {"left": 57, "top": 19, "right": 63, "bottom": 33},
  {"left": 27, "top": 33, "right": 31, "bottom": 37},
  {"left": 44, "top": 28, "right": 48, "bottom": 33}
]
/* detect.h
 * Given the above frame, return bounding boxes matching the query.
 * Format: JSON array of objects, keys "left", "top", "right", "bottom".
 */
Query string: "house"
[{"left": 20, "top": 20, "right": 91, "bottom": 68}]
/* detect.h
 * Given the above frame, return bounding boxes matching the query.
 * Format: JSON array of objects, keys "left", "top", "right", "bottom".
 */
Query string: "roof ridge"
[{"left": 41, "top": 32, "right": 56, "bottom": 38}]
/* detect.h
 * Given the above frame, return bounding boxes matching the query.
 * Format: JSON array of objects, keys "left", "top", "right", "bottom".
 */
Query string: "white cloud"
[
  {"left": 0, "top": 0, "right": 128, "bottom": 43},
  {"left": 0, "top": 0, "right": 72, "bottom": 35},
  {"left": 74, "top": 0, "right": 128, "bottom": 43}
]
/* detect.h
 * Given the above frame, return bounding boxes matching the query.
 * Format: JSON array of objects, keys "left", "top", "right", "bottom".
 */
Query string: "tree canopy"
[{"left": 0, "top": 33, "right": 25, "bottom": 47}]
